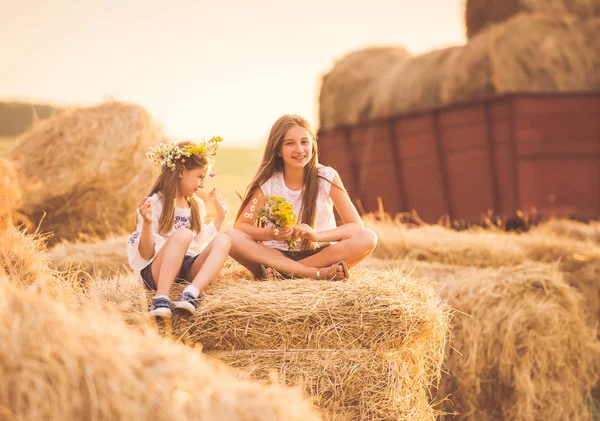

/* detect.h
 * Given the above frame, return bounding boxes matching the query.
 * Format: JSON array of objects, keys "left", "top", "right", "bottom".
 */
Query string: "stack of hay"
[
  {"left": 319, "top": 5, "right": 598, "bottom": 130},
  {"left": 10, "top": 100, "right": 163, "bottom": 245},
  {"left": 362, "top": 218, "right": 600, "bottom": 420},
  {"left": 464, "top": 0, "right": 597, "bottom": 39},
  {"left": 164, "top": 270, "right": 451, "bottom": 421},
  {"left": 0, "top": 276, "right": 322, "bottom": 421}
]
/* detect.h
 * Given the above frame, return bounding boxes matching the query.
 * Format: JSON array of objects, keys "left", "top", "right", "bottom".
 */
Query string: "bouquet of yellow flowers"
[{"left": 258, "top": 195, "right": 300, "bottom": 250}]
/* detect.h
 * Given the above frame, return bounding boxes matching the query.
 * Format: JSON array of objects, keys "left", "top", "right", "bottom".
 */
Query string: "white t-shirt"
[
  {"left": 126, "top": 193, "right": 218, "bottom": 271},
  {"left": 260, "top": 166, "right": 338, "bottom": 251}
]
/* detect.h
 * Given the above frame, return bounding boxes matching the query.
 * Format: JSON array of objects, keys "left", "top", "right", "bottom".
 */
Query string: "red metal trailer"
[{"left": 317, "top": 92, "right": 600, "bottom": 223}]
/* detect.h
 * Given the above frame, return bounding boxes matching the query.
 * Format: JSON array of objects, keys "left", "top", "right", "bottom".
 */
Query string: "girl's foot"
[
  {"left": 316, "top": 261, "right": 349, "bottom": 281},
  {"left": 259, "top": 264, "right": 291, "bottom": 281},
  {"left": 173, "top": 291, "right": 199, "bottom": 316},
  {"left": 149, "top": 296, "right": 172, "bottom": 318}
]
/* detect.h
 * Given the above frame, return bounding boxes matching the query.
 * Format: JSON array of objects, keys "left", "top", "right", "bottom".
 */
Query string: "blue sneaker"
[
  {"left": 149, "top": 296, "right": 172, "bottom": 318},
  {"left": 173, "top": 292, "right": 199, "bottom": 315}
]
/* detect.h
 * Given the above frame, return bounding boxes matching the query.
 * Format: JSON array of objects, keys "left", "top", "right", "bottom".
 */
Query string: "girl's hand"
[
  {"left": 271, "top": 226, "right": 294, "bottom": 241},
  {"left": 208, "top": 188, "right": 228, "bottom": 215},
  {"left": 294, "top": 223, "right": 320, "bottom": 242},
  {"left": 138, "top": 197, "right": 152, "bottom": 225}
]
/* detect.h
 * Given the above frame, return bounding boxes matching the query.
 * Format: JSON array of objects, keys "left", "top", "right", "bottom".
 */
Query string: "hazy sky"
[{"left": 1, "top": 0, "right": 466, "bottom": 147}]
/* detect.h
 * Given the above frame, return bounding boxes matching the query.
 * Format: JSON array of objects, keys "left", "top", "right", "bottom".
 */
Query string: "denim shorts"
[{"left": 140, "top": 254, "right": 199, "bottom": 291}]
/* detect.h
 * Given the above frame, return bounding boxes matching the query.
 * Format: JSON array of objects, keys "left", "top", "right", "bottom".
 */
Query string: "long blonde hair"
[
  {"left": 148, "top": 141, "right": 208, "bottom": 235},
  {"left": 236, "top": 114, "right": 328, "bottom": 250}
]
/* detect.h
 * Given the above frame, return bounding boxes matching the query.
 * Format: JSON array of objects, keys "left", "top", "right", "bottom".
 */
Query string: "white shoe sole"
[
  {"left": 149, "top": 307, "right": 172, "bottom": 318},
  {"left": 173, "top": 300, "right": 196, "bottom": 315}
]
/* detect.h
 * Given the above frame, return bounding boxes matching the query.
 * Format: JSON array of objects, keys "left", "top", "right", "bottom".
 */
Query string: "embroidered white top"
[
  {"left": 126, "top": 193, "right": 218, "bottom": 271},
  {"left": 259, "top": 166, "right": 338, "bottom": 251}
]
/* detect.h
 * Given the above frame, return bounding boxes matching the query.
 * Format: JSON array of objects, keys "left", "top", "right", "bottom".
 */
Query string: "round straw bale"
[
  {"left": 45, "top": 234, "right": 130, "bottom": 278},
  {"left": 0, "top": 278, "right": 321, "bottom": 421},
  {"left": 464, "top": 0, "right": 595, "bottom": 39},
  {"left": 0, "top": 226, "right": 80, "bottom": 305},
  {"left": 208, "top": 347, "right": 439, "bottom": 421},
  {"left": 10, "top": 100, "right": 163, "bottom": 244},
  {"left": 172, "top": 268, "right": 450, "bottom": 353},
  {"left": 0, "top": 157, "right": 23, "bottom": 231},
  {"left": 582, "top": 17, "right": 600, "bottom": 89},
  {"left": 368, "top": 46, "right": 461, "bottom": 119},
  {"left": 436, "top": 264, "right": 600, "bottom": 421},
  {"left": 318, "top": 47, "right": 411, "bottom": 131},
  {"left": 441, "top": 13, "right": 595, "bottom": 104}
]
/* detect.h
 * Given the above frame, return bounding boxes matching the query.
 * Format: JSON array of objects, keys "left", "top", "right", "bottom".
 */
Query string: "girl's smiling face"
[{"left": 279, "top": 125, "right": 313, "bottom": 169}]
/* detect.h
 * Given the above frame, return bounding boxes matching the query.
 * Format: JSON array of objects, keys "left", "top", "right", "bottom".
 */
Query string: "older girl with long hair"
[{"left": 226, "top": 115, "right": 377, "bottom": 280}]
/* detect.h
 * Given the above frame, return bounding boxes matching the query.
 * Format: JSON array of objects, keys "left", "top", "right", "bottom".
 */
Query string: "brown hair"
[
  {"left": 236, "top": 114, "right": 337, "bottom": 250},
  {"left": 148, "top": 141, "right": 208, "bottom": 235}
]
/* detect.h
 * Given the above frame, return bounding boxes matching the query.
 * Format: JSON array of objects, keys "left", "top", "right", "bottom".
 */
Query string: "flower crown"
[{"left": 146, "top": 136, "right": 223, "bottom": 170}]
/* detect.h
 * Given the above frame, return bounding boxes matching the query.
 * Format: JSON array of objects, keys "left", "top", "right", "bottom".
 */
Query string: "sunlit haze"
[{"left": 1, "top": 0, "right": 466, "bottom": 147}]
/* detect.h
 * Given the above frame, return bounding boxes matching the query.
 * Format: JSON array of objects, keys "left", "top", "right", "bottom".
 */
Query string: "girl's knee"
[
  {"left": 214, "top": 233, "right": 232, "bottom": 251},
  {"left": 224, "top": 228, "right": 249, "bottom": 247},
  {"left": 172, "top": 227, "right": 194, "bottom": 243},
  {"left": 357, "top": 228, "right": 378, "bottom": 251}
]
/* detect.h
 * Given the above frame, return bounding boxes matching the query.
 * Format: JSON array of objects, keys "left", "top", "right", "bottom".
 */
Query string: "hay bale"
[
  {"left": 45, "top": 234, "right": 130, "bottom": 277},
  {"left": 515, "top": 234, "right": 600, "bottom": 325},
  {"left": 175, "top": 268, "right": 449, "bottom": 353},
  {"left": 366, "top": 217, "right": 600, "bottom": 324},
  {"left": 0, "top": 226, "right": 80, "bottom": 306},
  {"left": 318, "top": 47, "right": 411, "bottom": 131},
  {"left": 582, "top": 17, "right": 600, "bottom": 89},
  {"left": 528, "top": 218, "right": 600, "bottom": 244},
  {"left": 464, "top": 0, "right": 595, "bottom": 39},
  {"left": 436, "top": 264, "right": 600, "bottom": 421},
  {"left": 208, "top": 347, "right": 438, "bottom": 421},
  {"left": 10, "top": 100, "right": 163, "bottom": 244},
  {"left": 441, "top": 13, "right": 595, "bottom": 104},
  {"left": 367, "top": 218, "right": 526, "bottom": 267},
  {"left": 0, "top": 278, "right": 322, "bottom": 421},
  {"left": 368, "top": 46, "right": 461, "bottom": 119},
  {"left": 0, "top": 157, "right": 23, "bottom": 231},
  {"left": 362, "top": 259, "right": 600, "bottom": 420}
]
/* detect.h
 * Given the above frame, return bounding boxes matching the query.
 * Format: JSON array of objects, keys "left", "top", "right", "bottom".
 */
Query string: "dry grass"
[
  {"left": 437, "top": 264, "right": 599, "bottom": 421},
  {"left": 318, "top": 47, "right": 411, "bottom": 130},
  {"left": 10, "top": 100, "right": 163, "bottom": 244},
  {"left": 45, "top": 234, "right": 131, "bottom": 278},
  {"left": 208, "top": 347, "right": 438, "bottom": 421},
  {"left": 528, "top": 218, "right": 600, "bottom": 244},
  {"left": 464, "top": 0, "right": 595, "bottom": 39},
  {"left": 0, "top": 277, "right": 322, "bottom": 421},
  {"left": 365, "top": 216, "right": 600, "bottom": 325},
  {"left": 369, "top": 47, "right": 461, "bottom": 119},
  {"left": 582, "top": 17, "right": 600, "bottom": 89},
  {"left": 84, "top": 263, "right": 450, "bottom": 421},
  {"left": 0, "top": 226, "right": 81, "bottom": 306},
  {"left": 171, "top": 268, "right": 450, "bottom": 354},
  {"left": 360, "top": 257, "right": 600, "bottom": 420}
]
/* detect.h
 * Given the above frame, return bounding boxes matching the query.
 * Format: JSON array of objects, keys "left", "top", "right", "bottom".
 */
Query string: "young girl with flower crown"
[
  {"left": 127, "top": 137, "right": 230, "bottom": 318},
  {"left": 226, "top": 114, "right": 378, "bottom": 281}
]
